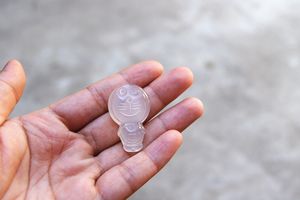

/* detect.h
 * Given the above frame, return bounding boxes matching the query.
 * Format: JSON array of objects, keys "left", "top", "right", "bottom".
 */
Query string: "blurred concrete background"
[{"left": 1, "top": 0, "right": 300, "bottom": 199}]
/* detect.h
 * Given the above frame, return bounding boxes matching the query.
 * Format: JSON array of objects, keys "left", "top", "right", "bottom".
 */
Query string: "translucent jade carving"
[{"left": 108, "top": 84, "right": 150, "bottom": 152}]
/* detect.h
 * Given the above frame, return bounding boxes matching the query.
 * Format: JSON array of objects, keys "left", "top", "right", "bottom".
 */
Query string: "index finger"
[{"left": 49, "top": 61, "right": 163, "bottom": 131}]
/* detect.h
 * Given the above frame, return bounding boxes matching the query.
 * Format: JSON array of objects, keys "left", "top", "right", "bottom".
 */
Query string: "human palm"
[{"left": 0, "top": 60, "right": 203, "bottom": 200}]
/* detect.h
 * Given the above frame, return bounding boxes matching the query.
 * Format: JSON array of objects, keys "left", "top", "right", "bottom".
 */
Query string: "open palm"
[{"left": 0, "top": 60, "right": 203, "bottom": 200}]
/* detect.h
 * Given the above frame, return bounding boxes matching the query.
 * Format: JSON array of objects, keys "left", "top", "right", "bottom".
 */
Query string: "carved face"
[{"left": 108, "top": 84, "right": 150, "bottom": 124}]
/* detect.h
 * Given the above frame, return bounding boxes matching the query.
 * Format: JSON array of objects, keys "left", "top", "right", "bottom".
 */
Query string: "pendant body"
[{"left": 108, "top": 84, "right": 150, "bottom": 152}]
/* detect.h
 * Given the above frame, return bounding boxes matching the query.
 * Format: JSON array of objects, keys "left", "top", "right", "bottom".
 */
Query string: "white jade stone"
[{"left": 108, "top": 84, "right": 150, "bottom": 152}]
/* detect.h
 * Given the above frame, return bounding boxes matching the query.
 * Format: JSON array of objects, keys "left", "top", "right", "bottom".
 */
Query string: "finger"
[
  {"left": 80, "top": 67, "right": 194, "bottom": 153},
  {"left": 96, "top": 130, "right": 182, "bottom": 200},
  {"left": 0, "top": 60, "right": 26, "bottom": 124},
  {"left": 49, "top": 61, "right": 163, "bottom": 131},
  {"left": 96, "top": 97, "right": 203, "bottom": 173}
]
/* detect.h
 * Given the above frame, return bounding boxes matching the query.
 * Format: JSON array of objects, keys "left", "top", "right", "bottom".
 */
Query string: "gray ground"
[{"left": 1, "top": 0, "right": 300, "bottom": 199}]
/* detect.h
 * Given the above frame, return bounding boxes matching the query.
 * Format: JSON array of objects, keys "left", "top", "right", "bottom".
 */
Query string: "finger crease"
[
  {"left": 118, "top": 163, "right": 136, "bottom": 193},
  {"left": 118, "top": 71, "right": 130, "bottom": 85},
  {"left": 142, "top": 151, "right": 159, "bottom": 172},
  {"left": 47, "top": 106, "right": 70, "bottom": 129},
  {"left": 90, "top": 131, "right": 99, "bottom": 154},
  {"left": 156, "top": 115, "right": 169, "bottom": 132},
  {"left": 147, "top": 85, "right": 166, "bottom": 110},
  {"left": 93, "top": 157, "right": 105, "bottom": 177},
  {"left": 86, "top": 86, "right": 107, "bottom": 114}
]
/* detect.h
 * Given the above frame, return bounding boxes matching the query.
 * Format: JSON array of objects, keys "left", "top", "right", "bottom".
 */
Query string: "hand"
[{"left": 0, "top": 60, "right": 203, "bottom": 200}]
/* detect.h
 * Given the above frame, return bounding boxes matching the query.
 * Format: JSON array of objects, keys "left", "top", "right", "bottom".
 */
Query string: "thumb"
[{"left": 0, "top": 60, "right": 26, "bottom": 124}]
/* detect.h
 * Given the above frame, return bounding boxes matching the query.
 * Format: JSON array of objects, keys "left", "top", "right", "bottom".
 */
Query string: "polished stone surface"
[
  {"left": 108, "top": 84, "right": 150, "bottom": 152},
  {"left": 1, "top": 0, "right": 300, "bottom": 199}
]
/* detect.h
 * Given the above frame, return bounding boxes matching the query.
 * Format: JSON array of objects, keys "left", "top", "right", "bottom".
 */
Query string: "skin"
[{"left": 0, "top": 60, "right": 203, "bottom": 200}]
